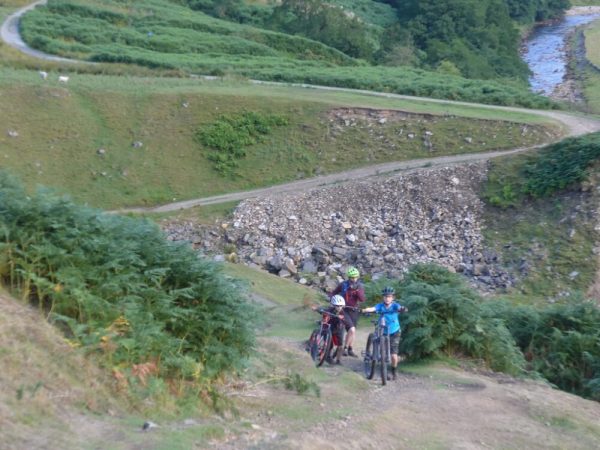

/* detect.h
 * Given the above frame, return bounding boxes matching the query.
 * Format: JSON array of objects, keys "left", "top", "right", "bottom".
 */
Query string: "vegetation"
[
  {"left": 197, "top": 111, "right": 289, "bottom": 175},
  {"left": 0, "top": 68, "right": 556, "bottom": 209},
  {"left": 483, "top": 132, "right": 600, "bottom": 207},
  {"left": 16, "top": 0, "right": 558, "bottom": 108},
  {"left": 392, "top": 0, "right": 529, "bottom": 79},
  {"left": 0, "top": 172, "right": 257, "bottom": 406},
  {"left": 481, "top": 133, "right": 600, "bottom": 298},
  {"left": 489, "top": 299, "right": 600, "bottom": 400},
  {"left": 368, "top": 264, "right": 600, "bottom": 400}
]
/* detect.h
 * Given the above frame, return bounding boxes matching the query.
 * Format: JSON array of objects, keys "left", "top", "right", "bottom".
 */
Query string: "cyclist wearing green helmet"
[{"left": 329, "top": 266, "right": 366, "bottom": 357}]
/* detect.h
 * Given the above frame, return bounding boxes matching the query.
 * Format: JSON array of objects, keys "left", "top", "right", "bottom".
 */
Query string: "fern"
[{"left": 0, "top": 171, "right": 257, "bottom": 386}]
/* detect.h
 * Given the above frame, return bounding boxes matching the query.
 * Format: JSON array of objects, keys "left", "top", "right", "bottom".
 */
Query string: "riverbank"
[
  {"left": 567, "top": 6, "right": 600, "bottom": 16},
  {"left": 524, "top": 6, "right": 600, "bottom": 104}
]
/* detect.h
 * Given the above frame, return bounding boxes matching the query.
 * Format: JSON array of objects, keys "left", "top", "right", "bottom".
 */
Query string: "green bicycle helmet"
[{"left": 346, "top": 266, "right": 360, "bottom": 278}]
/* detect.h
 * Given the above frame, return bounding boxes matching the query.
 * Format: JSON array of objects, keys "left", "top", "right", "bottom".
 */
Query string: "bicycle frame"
[
  {"left": 363, "top": 314, "right": 392, "bottom": 385},
  {"left": 372, "top": 317, "right": 391, "bottom": 363},
  {"left": 308, "top": 309, "right": 338, "bottom": 367}
]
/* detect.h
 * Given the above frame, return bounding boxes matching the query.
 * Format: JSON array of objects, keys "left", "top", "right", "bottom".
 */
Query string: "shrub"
[
  {"left": 483, "top": 132, "right": 600, "bottom": 207},
  {"left": 196, "top": 111, "right": 289, "bottom": 175},
  {"left": 488, "top": 299, "right": 600, "bottom": 400},
  {"left": 394, "top": 264, "right": 526, "bottom": 375},
  {"left": 0, "top": 172, "right": 256, "bottom": 385}
]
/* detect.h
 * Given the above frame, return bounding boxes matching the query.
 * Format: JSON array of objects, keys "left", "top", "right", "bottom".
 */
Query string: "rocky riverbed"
[{"left": 163, "top": 163, "right": 514, "bottom": 292}]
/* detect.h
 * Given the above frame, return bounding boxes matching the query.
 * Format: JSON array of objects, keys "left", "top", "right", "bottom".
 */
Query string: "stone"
[
  {"left": 285, "top": 259, "right": 298, "bottom": 275},
  {"left": 302, "top": 258, "right": 319, "bottom": 274}
]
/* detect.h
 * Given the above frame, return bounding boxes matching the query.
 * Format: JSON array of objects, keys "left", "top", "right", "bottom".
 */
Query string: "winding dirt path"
[{"left": 4, "top": 2, "right": 600, "bottom": 216}]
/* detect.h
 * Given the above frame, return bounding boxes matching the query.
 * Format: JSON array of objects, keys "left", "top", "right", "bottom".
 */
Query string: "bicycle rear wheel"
[
  {"left": 312, "top": 331, "right": 332, "bottom": 367},
  {"left": 364, "top": 333, "right": 376, "bottom": 379},
  {"left": 379, "top": 335, "right": 388, "bottom": 385}
]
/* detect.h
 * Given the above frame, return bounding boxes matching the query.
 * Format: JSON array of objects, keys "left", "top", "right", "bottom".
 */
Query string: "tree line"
[{"left": 186, "top": 0, "right": 571, "bottom": 80}]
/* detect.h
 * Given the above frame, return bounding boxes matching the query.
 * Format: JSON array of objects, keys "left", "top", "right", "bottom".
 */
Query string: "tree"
[{"left": 269, "top": 0, "right": 377, "bottom": 60}]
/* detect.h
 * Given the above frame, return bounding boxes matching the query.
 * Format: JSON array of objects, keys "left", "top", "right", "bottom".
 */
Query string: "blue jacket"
[{"left": 374, "top": 302, "right": 406, "bottom": 335}]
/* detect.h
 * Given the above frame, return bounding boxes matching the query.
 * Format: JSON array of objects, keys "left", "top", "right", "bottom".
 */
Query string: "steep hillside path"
[{"left": 4, "top": 2, "right": 600, "bottom": 214}]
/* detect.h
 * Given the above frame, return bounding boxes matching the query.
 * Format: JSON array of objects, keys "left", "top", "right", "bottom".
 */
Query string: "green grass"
[
  {"left": 584, "top": 20, "right": 600, "bottom": 69},
  {"left": 482, "top": 155, "right": 597, "bottom": 301},
  {"left": 223, "top": 262, "right": 322, "bottom": 307},
  {"left": 0, "top": 67, "right": 560, "bottom": 209},
  {"left": 13, "top": 0, "right": 556, "bottom": 108}
]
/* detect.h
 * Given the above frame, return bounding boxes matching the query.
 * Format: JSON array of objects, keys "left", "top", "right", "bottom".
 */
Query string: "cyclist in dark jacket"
[
  {"left": 330, "top": 266, "right": 366, "bottom": 357},
  {"left": 362, "top": 286, "right": 408, "bottom": 380},
  {"left": 312, "top": 295, "right": 352, "bottom": 364}
]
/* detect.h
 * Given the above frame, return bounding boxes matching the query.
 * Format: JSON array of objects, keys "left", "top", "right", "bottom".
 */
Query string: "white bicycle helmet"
[{"left": 330, "top": 295, "right": 345, "bottom": 307}]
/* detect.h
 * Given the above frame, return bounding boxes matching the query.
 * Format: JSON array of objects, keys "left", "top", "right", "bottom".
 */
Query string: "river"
[{"left": 523, "top": 7, "right": 600, "bottom": 95}]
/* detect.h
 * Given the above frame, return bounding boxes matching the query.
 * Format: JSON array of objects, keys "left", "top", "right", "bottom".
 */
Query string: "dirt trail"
[{"left": 221, "top": 324, "right": 600, "bottom": 450}]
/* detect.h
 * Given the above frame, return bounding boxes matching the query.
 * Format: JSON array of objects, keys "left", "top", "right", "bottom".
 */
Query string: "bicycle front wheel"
[
  {"left": 314, "top": 331, "right": 332, "bottom": 367},
  {"left": 380, "top": 335, "right": 388, "bottom": 385},
  {"left": 308, "top": 329, "right": 319, "bottom": 362},
  {"left": 364, "top": 333, "right": 375, "bottom": 379}
]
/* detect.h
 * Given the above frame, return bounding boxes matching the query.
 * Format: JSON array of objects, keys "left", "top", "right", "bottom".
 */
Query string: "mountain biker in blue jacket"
[
  {"left": 330, "top": 266, "right": 366, "bottom": 358},
  {"left": 362, "top": 286, "right": 408, "bottom": 380}
]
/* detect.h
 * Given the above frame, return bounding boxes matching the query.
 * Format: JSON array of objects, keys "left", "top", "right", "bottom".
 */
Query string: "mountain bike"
[
  {"left": 307, "top": 308, "right": 340, "bottom": 367},
  {"left": 363, "top": 315, "right": 391, "bottom": 385}
]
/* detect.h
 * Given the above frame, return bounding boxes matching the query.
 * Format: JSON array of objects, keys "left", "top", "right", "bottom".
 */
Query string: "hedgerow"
[{"left": 0, "top": 172, "right": 256, "bottom": 393}]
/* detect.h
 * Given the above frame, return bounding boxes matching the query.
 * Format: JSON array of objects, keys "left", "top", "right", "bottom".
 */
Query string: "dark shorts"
[
  {"left": 388, "top": 331, "right": 401, "bottom": 354},
  {"left": 344, "top": 309, "right": 359, "bottom": 331},
  {"left": 332, "top": 326, "right": 344, "bottom": 346}
]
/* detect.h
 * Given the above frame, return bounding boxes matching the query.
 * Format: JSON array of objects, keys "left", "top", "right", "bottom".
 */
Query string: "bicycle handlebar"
[
  {"left": 315, "top": 308, "right": 343, "bottom": 318},
  {"left": 343, "top": 305, "right": 361, "bottom": 312}
]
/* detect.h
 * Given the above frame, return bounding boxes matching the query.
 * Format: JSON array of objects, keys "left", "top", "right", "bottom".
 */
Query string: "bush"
[
  {"left": 196, "top": 111, "right": 289, "bottom": 175},
  {"left": 483, "top": 132, "right": 600, "bottom": 207},
  {"left": 488, "top": 299, "right": 600, "bottom": 400},
  {"left": 396, "top": 264, "right": 526, "bottom": 375},
  {"left": 0, "top": 172, "right": 256, "bottom": 384},
  {"left": 380, "top": 264, "right": 600, "bottom": 400}
]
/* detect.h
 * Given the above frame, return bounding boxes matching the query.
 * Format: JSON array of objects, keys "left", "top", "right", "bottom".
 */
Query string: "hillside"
[
  {"left": 4, "top": 0, "right": 556, "bottom": 108},
  {"left": 0, "top": 291, "right": 121, "bottom": 449},
  {"left": 2, "top": 1, "right": 600, "bottom": 449},
  {"left": 2, "top": 279, "right": 600, "bottom": 449},
  {"left": 0, "top": 67, "right": 563, "bottom": 209}
]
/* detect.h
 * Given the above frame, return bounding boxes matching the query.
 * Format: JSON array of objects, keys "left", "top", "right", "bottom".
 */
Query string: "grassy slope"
[
  {"left": 584, "top": 20, "right": 600, "bottom": 69},
  {"left": 3, "top": 266, "right": 599, "bottom": 449},
  {"left": 10, "top": 0, "right": 555, "bottom": 109},
  {"left": 0, "top": 67, "right": 558, "bottom": 209},
  {"left": 582, "top": 19, "right": 600, "bottom": 115}
]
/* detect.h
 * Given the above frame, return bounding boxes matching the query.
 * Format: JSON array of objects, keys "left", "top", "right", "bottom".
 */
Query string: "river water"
[{"left": 523, "top": 10, "right": 600, "bottom": 95}]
